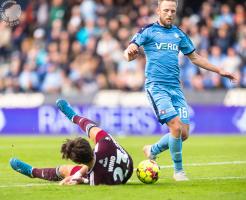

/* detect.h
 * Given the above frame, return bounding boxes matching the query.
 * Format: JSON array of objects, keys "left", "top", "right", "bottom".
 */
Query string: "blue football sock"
[
  {"left": 169, "top": 135, "right": 183, "bottom": 172},
  {"left": 151, "top": 133, "right": 170, "bottom": 156}
]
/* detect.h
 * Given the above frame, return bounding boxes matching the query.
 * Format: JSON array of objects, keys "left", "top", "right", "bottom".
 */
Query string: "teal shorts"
[{"left": 145, "top": 82, "right": 190, "bottom": 125}]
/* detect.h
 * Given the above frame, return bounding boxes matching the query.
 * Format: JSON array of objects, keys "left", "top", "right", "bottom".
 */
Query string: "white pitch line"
[
  {"left": 134, "top": 160, "right": 246, "bottom": 170},
  {"left": 161, "top": 160, "right": 246, "bottom": 169},
  {"left": 194, "top": 176, "right": 246, "bottom": 180},
  {"left": 128, "top": 176, "right": 246, "bottom": 183},
  {"left": 0, "top": 183, "right": 55, "bottom": 188}
]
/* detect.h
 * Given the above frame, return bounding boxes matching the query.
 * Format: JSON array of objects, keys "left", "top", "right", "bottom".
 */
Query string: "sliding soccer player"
[{"left": 10, "top": 99, "right": 133, "bottom": 185}]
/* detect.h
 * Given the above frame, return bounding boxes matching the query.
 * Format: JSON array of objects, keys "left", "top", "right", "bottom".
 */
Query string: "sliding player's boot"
[
  {"left": 56, "top": 99, "right": 76, "bottom": 121},
  {"left": 10, "top": 158, "right": 33, "bottom": 178}
]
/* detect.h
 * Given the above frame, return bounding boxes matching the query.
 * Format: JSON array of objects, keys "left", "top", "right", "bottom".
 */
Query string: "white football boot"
[
  {"left": 173, "top": 170, "right": 189, "bottom": 181},
  {"left": 143, "top": 145, "right": 156, "bottom": 160}
]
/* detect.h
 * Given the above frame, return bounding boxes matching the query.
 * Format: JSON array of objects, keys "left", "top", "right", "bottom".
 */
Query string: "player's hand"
[
  {"left": 124, "top": 43, "right": 139, "bottom": 61},
  {"left": 59, "top": 176, "right": 76, "bottom": 185},
  {"left": 59, "top": 176, "right": 89, "bottom": 185},
  {"left": 126, "top": 43, "right": 139, "bottom": 55},
  {"left": 218, "top": 69, "right": 237, "bottom": 82}
]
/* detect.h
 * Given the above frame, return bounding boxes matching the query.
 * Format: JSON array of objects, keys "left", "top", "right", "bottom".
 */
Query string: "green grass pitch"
[{"left": 1, "top": 135, "right": 246, "bottom": 200}]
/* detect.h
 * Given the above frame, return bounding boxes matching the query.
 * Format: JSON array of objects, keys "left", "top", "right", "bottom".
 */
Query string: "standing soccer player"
[
  {"left": 10, "top": 99, "right": 133, "bottom": 185},
  {"left": 124, "top": 0, "right": 236, "bottom": 181}
]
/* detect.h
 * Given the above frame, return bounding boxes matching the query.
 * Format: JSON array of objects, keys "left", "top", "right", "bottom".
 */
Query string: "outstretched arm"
[
  {"left": 124, "top": 43, "right": 139, "bottom": 61},
  {"left": 187, "top": 51, "right": 237, "bottom": 82},
  {"left": 59, "top": 165, "right": 89, "bottom": 185}
]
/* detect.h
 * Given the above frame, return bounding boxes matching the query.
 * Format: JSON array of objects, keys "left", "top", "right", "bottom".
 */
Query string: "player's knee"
[
  {"left": 173, "top": 125, "right": 182, "bottom": 138},
  {"left": 168, "top": 119, "right": 182, "bottom": 138}
]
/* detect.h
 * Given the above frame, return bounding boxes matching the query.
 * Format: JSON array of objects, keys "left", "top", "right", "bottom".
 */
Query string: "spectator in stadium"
[
  {"left": 41, "top": 62, "right": 63, "bottom": 93},
  {"left": 49, "top": 0, "right": 65, "bottom": 27},
  {"left": 18, "top": 61, "right": 40, "bottom": 92},
  {"left": 3, "top": 55, "right": 21, "bottom": 93},
  {"left": 10, "top": 99, "right": 133, "bottom": 186},
  {"left": 0, "top": 22, "right": 11, "bottom": 58},
  {"left": 213, "top": 4, "right": 234, "bottom": 29},
  {"left": 124, "top": 0, "right": 237, "bottom": 181}
]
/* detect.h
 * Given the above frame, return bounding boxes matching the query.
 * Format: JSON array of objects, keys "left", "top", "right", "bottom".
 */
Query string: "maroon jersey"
[{"left": 87, "top": 130, "right": 133, "bottom": 185}]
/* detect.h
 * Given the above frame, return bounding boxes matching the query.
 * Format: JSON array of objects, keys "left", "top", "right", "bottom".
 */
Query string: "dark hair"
[{"left": 61, "top": 137, "right": 94, "bottom": 164}]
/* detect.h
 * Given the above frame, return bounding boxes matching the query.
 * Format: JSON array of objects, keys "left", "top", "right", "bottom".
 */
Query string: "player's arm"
[
  {"left": 187, "top": 51, "right": 237, "bottom": 82},
  {"left": 124, "top": 43, "right": 139, "bottom": 61},
  {"left": 124, "top": 25, "right": 149, "bottom": 61},
  {"left": 59, "top": 165, "right": 89, "bottom": 185}
]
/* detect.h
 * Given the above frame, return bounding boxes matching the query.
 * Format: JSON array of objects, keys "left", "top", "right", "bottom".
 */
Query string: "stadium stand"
[{"left": 0, "top": 0, "right": 245, "bottom": 95}]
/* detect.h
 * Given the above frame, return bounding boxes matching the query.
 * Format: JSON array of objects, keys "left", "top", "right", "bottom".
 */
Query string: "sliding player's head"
[
  {"left": 61, "top": 137, "right": 94, "bottom": 164},
  {"left": 157, "top": 0, "right": 177, "bottom": 27}
]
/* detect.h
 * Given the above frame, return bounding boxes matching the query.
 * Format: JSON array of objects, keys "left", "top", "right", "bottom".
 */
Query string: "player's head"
[
  {"left": 157, "top": 0, "right": 177, "bottom": 27},
  {"left": 61, "top": 137, "right": 94, "bottom": 164}
]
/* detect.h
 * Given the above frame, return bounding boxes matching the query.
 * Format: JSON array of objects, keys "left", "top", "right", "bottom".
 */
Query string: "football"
[{"left": 136, "top": 160, "right": 160, "bottom": 184}]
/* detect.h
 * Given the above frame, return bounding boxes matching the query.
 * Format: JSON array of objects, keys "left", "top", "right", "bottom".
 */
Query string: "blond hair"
[{"left": 158, "top": 0, "right": 178, "bottom": 7}]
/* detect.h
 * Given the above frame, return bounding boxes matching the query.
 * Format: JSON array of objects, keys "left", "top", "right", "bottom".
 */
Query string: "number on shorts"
[{"left": 178, "top": 107, "right": 188, "bottom": 119}]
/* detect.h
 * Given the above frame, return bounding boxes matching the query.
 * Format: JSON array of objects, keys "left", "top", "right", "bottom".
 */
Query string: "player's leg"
[
  {"left": 143, "top": 133, "right": 170, "bottom": 159},
  {"left": 168, "top": 88, "right": 190, "bottom": 181},
  {"left": 56, "top": 99, "right": 103, "bottom": 144},
  {"left": 10, "top": 158, "right": 63, "bottom": 181},
  {"left": 58, "top": 165, "right": 89, "bottom": 185},
  {"left": 9, "top": 158, "right": 85, "bottom": 182},
  {"left": 172, "top": 87, "right": 190, "bottom": 141},
  {"left": 143, "top": 84, "right": 178, "bottom": 159},
  {"left": 181, "top": 123, "right": 189, "bottom": 141},
  {"left": 166, "top": 116, "right": 188, "bottom": 181},
  {"left": 144, "top": 123, "right": 189, "bottom": 158},
  {"left": 58, "top": 165, "right": 82, "bottom": 177},
  {"left": 143, "top": 85, "right": 188, "bottom": 181}
]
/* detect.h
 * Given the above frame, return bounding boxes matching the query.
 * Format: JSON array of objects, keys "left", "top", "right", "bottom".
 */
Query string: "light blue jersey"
[
  {"left": 131, "top": 22, "right": 195, "bottom": 124},
  {"left": 131, "top": 22, "right": 195, "bottom": 87}
]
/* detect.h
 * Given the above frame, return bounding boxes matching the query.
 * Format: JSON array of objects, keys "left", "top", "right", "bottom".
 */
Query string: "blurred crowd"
[{"left": 0, "top": 0, "right": 245, "bottom": 95}]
